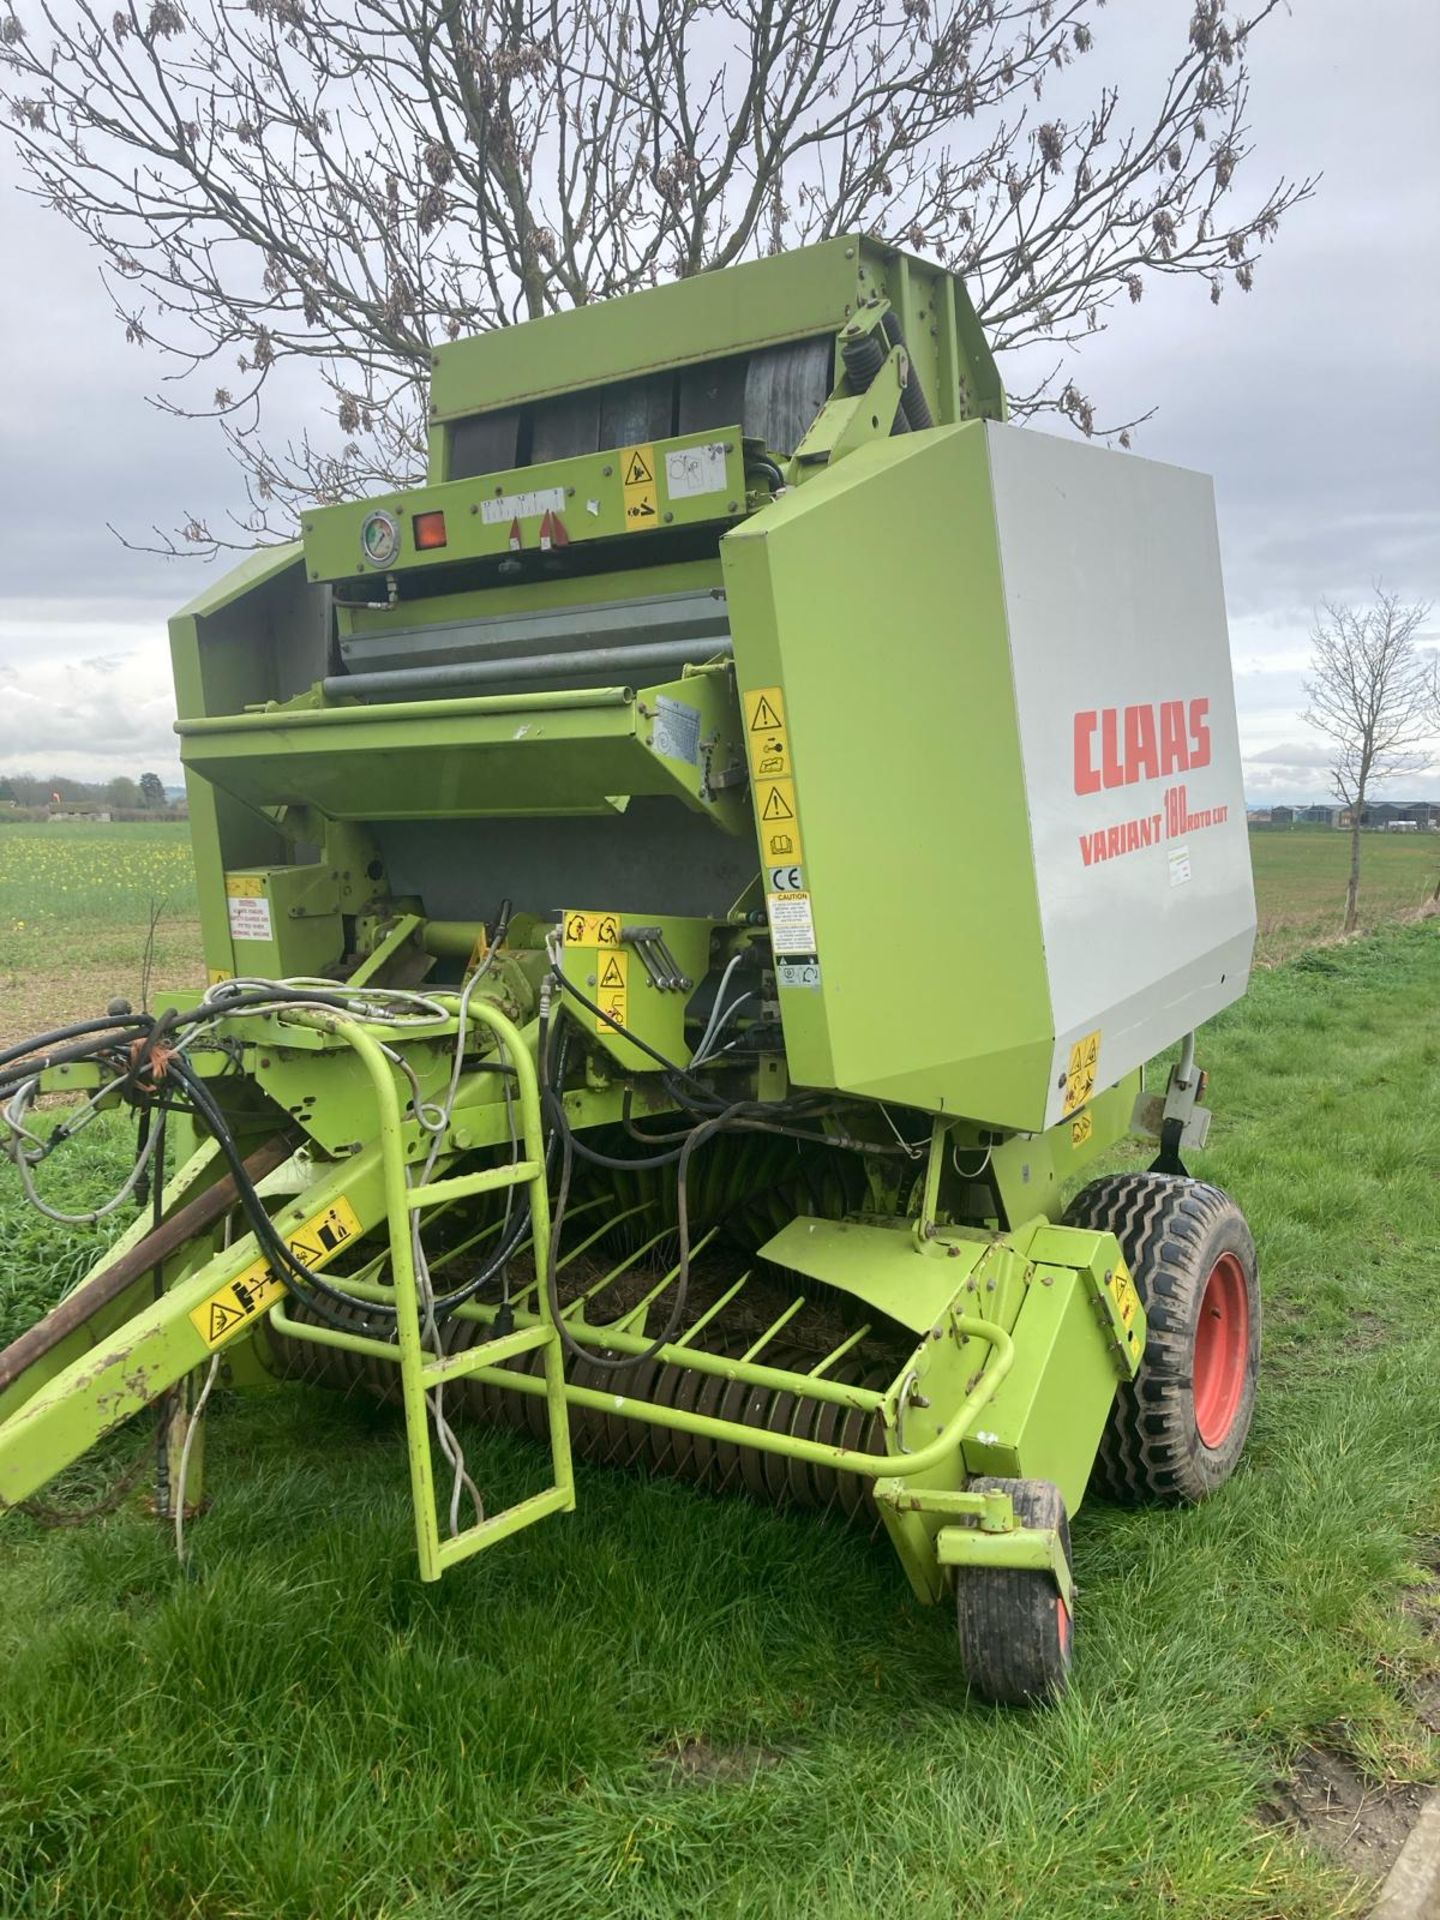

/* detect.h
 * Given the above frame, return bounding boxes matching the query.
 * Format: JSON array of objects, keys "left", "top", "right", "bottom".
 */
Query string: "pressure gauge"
[{"left": 359, "top": 509, "right": 401, "bottom": 568}]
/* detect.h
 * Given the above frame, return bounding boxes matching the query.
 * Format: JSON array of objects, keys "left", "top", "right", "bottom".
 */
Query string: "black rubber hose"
[
  {"left": 747, "top": 456, "right": 786, "bottom": 493},
  {"left": 881, "top": 310, "right": 936, "bottom": 431},
  {"left": 167, "top": 1059, "right": 398, "bottom": 1335},
  {"left": 0, "top": 1015, "right": 153, "bottom": 1073}
]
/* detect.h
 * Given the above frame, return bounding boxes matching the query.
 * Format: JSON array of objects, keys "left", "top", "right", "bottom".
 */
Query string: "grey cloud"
[{"left": 1245, "top": 742, "right": 1334, "bottom": 769}]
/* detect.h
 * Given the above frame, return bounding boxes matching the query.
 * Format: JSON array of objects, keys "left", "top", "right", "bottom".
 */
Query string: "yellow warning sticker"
[
  {"left": 1108, "top": 1255, "right": 1142, "bottom": 1331},
  {"left": 224, "top": 873, "right": 264, "bottom": 898},
  {"left": 621, "top": 443, "right": 658, "bottom": 530},
  {"left": 563, "top": 909, "right": 621, "bottom": 948},
  {"left": 189, "top": 1195, "right": 363, "bottom": 1349},
  {"left": 743, "top": 685, "right": 791, "bottom": 779},
  {"left": 1070, "top": 1110, "right": 1094, "bottom": 1148},
  {"left": 1062, "top": 1028, "right": 1102, "bottom": 1116},
  {"left": 755, "top": 776, "right": 803, "bottom": 866},
  {"left": 207, "top": 968, "right": 235, "bottom": 986},
  {"left": 594, "top": 949, "right": 629, "bottom": 1033}
]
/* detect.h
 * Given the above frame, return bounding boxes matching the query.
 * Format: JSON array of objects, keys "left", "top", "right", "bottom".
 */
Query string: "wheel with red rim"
[
  {"left": 955, "top": 1477, "right": 1073, "bottom": 1706},
  {"left": 1193, "top": 1251, "right": 1251, "bottom": 1448},
  {"left": 1063, "top": 1174, "right": 1260, "bottom": 1504}
]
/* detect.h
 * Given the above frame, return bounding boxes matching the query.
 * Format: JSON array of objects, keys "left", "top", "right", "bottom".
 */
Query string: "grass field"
[
  {"left": 1249, "top": 825, "right": 1439, "bottom": 965},
  {"left": 0, "top": 822, "right": 1437, "bottom": 1914}
]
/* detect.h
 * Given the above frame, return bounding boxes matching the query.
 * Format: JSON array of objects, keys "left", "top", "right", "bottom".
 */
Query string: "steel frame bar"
[
  {"left": 321, "top": 1273, "right": 1011, "bottom": 1460},
  {"left": 434, "top": 1314, "right": 1011, "bottom": 1479},
  {"left": 313, "top": 1008, "right": 574, "bottom": 1580}
]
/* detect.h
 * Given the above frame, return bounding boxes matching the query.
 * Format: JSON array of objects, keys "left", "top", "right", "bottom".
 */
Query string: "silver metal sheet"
[{"left": 338, "top": 588, "right": 730, "bottom": 680}]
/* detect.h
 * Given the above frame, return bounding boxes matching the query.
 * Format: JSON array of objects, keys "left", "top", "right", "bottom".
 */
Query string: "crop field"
[
  {"left": 0, "top": 814, "right": 1436, "bottom": 1915},
  {"left": 2, "top": 822, "right": 1436, "bottom": 1049},
  {"left": 1249, "top": 825, "right": 1438, "bottom": 964},
  {"left": 0, "top": 822, "right": 200, "bottom": 1047}
]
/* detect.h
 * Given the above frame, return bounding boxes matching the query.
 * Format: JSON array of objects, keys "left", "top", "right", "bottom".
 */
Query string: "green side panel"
[
  {"left": 431, "top": 238, "right": 863, "bottom": 423},
  {"left": 179, "top": 675, "right": 747, "bottom": 828},
  {"left": 720, "top": 423, "right": 1053, "bottom": 1129},
  {"left": 304, "top": 431, "right": 747, "bottom": 585},
  {"left": 172, "top": 539, "right": 305, "bottom": 623},
  {"left": 221, "top": 864, "right": 344, "bottom": 980},
  {"left": 960, "top": 1264, "right": 1119, "bottom": 1519},
  {"left": 428, "top": 234, "right": 1003, "bottom": 434},
  {"left": 169, "top": 547, "right": 320, "bottom": 981}
]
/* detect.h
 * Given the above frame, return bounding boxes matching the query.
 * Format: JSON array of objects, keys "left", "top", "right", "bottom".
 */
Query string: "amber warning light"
[{"left": 413, "top": 510, "right": 448, "bottom": 551}]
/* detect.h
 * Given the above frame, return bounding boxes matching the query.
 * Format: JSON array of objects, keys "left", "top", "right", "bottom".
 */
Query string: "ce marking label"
[{"left": 768, "top": 864, "right": 804, "bottom": 892}]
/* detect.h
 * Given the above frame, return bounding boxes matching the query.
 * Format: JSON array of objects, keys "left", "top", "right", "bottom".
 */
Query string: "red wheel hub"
[{"left": 1193, "top": 1251, "right": 1250, "bottom": 1448}]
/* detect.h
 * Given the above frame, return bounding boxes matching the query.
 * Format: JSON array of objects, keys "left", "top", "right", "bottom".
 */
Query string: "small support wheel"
[
  {"left": 1064, "top": 1173, "right": 1260, "bottom": 1504},
  {"left": 955, "top": 1477, "right": 1073, "bottom": 1706}
]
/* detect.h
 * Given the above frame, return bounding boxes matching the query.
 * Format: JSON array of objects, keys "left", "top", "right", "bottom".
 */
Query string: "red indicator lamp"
[{"left": 413, "top": 510, "right": 448, "bottom": 550}]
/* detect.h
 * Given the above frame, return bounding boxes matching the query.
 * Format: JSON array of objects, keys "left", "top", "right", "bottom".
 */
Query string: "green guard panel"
[
  {"left": 429, "top": 234, "right": 1004, "bottom": 436},
  {"left": 721, "top": 424, "right": 1053, "bottom": 1129}
]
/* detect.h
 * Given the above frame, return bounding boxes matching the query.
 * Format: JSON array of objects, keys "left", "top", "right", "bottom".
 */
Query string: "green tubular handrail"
[
  {"left": 307, "top": 1273, "right": 889, "bottom": 1414},
  {"left": 451, "top": 1312, "right": 1014, "bottom": 1481},
  {"left": 310, "top": 1272, "right": 1013, "bottom": 1482},
  {"left": 303, "top": 1003, "right": 575, "bottom": 1579}
]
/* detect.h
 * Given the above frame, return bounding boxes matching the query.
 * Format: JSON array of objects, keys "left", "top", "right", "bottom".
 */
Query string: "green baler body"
[{"left": 0, "top": 236, "right": 1255, "bottom": 1635}]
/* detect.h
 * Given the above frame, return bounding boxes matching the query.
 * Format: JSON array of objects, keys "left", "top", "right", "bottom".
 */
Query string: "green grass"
[
  {"left": 1250, "top": 825, "right": 1437, "bottom": 965},
  {"left": 1, "top": 924, "right": 1437, "bottom": 1918}
]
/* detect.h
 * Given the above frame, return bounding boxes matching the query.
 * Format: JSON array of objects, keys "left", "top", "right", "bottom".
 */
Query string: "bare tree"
[
  {"left": 1303, "top": 591, "right": 1437, "bottom": 934},
  {"left": 1, "top": 0, "right": 1313, "bottom": 551}
]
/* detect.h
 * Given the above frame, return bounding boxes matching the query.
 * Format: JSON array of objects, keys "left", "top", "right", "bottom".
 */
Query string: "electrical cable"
[{"left": 692, "top": 992, "right": 755, "bottom": 1066}]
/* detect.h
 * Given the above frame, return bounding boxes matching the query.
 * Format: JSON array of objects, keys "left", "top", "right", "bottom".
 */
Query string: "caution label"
[
  {"left": 1062, "top": 1029, "right": 1102, "bottom": 1116},
  {"left": 766, "top": 890, "right": 817, "bottom": 956},
  {"left": 1070, "top": 1110, "right": 1094, "bottom": 1148},
  {"left": 227, "top": 895, "right": 273, "bottom": 943},
  {"left": 755, "top": 777, "right": 803, "bottom": 866},
  {"left": 224, "top": 874, "right": 264, "bottom": 898},
  {"left": 743, "top": 685, "right": 791, "bottom": 779},
  {"left": 594, "top": 949, "right": 629, "bottom": 1033},
  {"left": 563, "top": 910, "right": 620, "bottom": 948},
  {"left": 1108, "top": 1255, "right": 1141, "bottom": 1331},
  {"left": 621, "top": 443, "right": 658, "bottom": 529},
  {"left": 188, "top": 1195, "right": 363, "bottom": 1349}
]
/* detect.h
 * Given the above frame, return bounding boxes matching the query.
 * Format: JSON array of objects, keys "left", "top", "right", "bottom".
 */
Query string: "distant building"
[
  {"left": 1269, "top": 805, "right": 1295, "bottom": 827},
  {"left": 1300, "top": 804, "right": 1345, "bottom": 828},
  {"left": 1359, "top": 800, "right": 1440, "bottom": 829}
]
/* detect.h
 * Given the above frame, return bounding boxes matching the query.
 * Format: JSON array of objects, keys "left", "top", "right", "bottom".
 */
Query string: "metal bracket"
[
  {"left": 791, "top": 347, "right": 907, "bottom": 474},
  {"left": 1132, "top": 1030, "right": 1211, "bottom": 1175},
  {"left": 936, "top": 1521, "right": 1074, "bottom": 1609}
]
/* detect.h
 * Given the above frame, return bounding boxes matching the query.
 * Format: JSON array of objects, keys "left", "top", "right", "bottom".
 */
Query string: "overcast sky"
[{"left": 0, "top": 0, "right": 1436, "bottom": 798}]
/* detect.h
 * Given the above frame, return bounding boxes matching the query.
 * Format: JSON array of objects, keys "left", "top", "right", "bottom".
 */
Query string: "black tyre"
[
  {"left": 1064, "top": 1173, "right": 1260, "bottom": 1505},
  {"left": 955, "top": 1477, "right": 1073, "bottom": 1706}
]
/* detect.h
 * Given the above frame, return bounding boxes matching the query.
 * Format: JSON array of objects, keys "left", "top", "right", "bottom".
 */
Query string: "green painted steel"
[
  {"left": 721, "top": 424, "right": 1055, "bottom": 1128},
  {"left": 1, "top": 234, "right": 1236, "bottom": 1655},
  {"left": 427, "top": 234, "right": 1003, "bottom": 442},
  {"left": 304, "top": 432, "right": 748, "bottom": 585}
]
